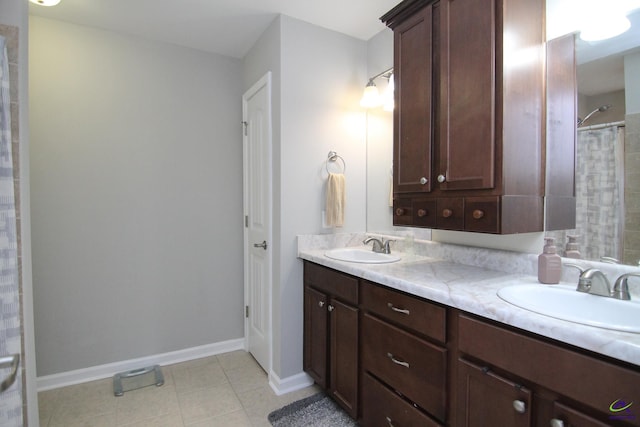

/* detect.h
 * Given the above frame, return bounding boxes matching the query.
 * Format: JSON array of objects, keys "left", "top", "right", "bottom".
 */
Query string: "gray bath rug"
[{"left": 267, "top": 393, "right": 357, "bottom": 427}]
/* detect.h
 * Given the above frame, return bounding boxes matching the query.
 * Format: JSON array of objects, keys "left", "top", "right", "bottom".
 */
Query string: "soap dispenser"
[
  {"left": 564, "top": 235, "right": 582, "bottom": 259},
  {"left": 538, "top": 237, "right": 562, "bottom": 284}
]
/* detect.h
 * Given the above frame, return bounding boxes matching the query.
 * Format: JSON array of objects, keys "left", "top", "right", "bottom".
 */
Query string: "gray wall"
[
  {"left": 243, "top": 15, "right": 368, "bottom": 380},
  {"left": 29, "top": 16, "right": 244, "bottom": 376}
]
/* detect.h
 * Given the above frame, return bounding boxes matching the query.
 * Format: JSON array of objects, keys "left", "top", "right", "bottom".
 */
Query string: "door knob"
[
  {"left": 437, "top": 174, "right": 446, "bottom": 183},
  {"left": 253, "top": 240, "right": 267, "bottom": 250},
  {"left": 419, "top": 177, "right": 428, "bottom": 185},
  {"left": 513, "top": 400, "right": 526, "bottom": 414}
]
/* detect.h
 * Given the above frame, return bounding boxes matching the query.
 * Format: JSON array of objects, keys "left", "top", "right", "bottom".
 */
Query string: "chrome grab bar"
[{"left": 0, "top": 354, "right": 20, "bottom": 393}]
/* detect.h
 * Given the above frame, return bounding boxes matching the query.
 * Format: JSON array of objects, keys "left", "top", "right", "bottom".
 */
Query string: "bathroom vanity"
[{"left": 299, "top": 242, "right": 640, "bottom": 427}]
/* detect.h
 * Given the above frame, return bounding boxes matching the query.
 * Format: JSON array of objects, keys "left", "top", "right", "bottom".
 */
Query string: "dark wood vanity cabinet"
[
  {"left": 382, "top": 0, "right": 549, "bottom": 234},
  {"left": 303, "top": 262, "right": 359, "bottom": 418},
  {"left": 302, "top": 262, "right": 640, "bottom": 426}
]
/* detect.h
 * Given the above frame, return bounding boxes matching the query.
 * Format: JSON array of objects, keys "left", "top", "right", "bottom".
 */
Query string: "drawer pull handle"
[
  {"left": 327, "top": 304, "right": 335, "bottom": 312},
  {"left": 395, "top": 208, "right": 405, "bottom": 216},
  {"left": 318, "top": 301, "right": 325, "bottom": 308},
  {"left": 387, "top": 352, "right": 410, "bottom": 368},
  {"left": 417, "top": 209, "right": 427, "bottom": 217},
  {"left": 442, "top": 208, "right": 453, "bottom": 218},
  {"left": 513, "top": 400, "right": 526, "bottom": 414},
  {"left": 472, "top": 209, "right": 485, "bottom": 219},
  {"left": 387, "top": 303, "right": 410, "bottom": 315},
  {"left": 550, "top": 419, "right": 564, "bottom": 427},
  {"left": 386, "top": 416, "right": 395, "bottom": 427}
]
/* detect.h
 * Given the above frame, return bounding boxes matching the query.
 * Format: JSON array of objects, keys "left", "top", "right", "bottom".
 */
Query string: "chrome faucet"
[
  {"left": 612, "top": 273, "right": 640, "bottom": 300},
  {"left": 576, "top": 268, "right": 613, "bottom": 297},
  {"left": 363, "top": 237, "right": 394, "bottom": 254},
  {"left": 565, "top": 263, "right": 640, "bottom": 300}
]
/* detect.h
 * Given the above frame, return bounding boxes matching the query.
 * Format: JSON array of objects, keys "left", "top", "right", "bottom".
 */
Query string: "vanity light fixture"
[
  {"left": 360, "top": 67, "right": 394, "bottom": 109},
  {"left": 29, "top": 0, "right": 61, "bottom": 6}
]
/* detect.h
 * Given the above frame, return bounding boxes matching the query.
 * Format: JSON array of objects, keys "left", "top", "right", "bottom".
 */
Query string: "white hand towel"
[{"left": 326, "top": 173, "right": 345, "bottom": 227}]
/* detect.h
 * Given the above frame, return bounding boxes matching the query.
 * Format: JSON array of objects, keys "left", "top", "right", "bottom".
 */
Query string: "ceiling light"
[
  {"left": 579, "top": 11, "right": 631, "bottom": 41},
  {"left": 29, "top": 0, "right": 61, "bottom": 6}
]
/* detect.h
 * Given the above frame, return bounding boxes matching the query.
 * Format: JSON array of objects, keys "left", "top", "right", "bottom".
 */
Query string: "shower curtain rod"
[{"left": 578, "top": 120, "right": 625, "bottom": 131}]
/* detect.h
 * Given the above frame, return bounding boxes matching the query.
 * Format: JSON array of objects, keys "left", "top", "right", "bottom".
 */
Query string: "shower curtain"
[
  {"left": 574, "top": 124, "right": 625, "bottom": 262},
  {"left": 0, "top": 34, "right": 23, "bottom": 426}
]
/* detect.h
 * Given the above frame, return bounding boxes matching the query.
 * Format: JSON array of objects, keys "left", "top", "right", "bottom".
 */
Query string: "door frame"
[{"left": 242, "top": 72, "right": 273, "bottom": 374}]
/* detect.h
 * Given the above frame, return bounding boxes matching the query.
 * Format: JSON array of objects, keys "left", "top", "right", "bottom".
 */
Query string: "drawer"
[
  {"left": 393, "top": 200, "right": 413, "bottom": 226},
  {"left": 464, "top": 196, "right": 500, "bottom": 233},
  {"left": 362, "top": 313, "right": 447, "bottom": 421},
  {"left": 303, "top": 261, "right": 358, "bottom": 304},
  {"left": 459, "top": 314, "right": 640, "bottom": 425},
  {"left": 361, "top": 373, "right": 442, "bottom": 427},
  {"left": 413, "top": 199, "right": 437, "bottom": 228},
  {"left": 361, "top": 281, "right": 446, "bottom": 342},
  {"left": 436, "top": 197, "right": 464, "bottom": 230}
]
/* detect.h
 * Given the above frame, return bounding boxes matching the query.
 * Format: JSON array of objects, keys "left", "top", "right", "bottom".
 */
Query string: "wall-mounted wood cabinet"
[{"left": 382, "top": 0, "right": 556, "bottom": 234}]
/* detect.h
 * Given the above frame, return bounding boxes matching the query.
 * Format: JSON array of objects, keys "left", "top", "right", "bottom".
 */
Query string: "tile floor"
[{"left": 38, "top": 350, "right": 320, "bottom": 427}]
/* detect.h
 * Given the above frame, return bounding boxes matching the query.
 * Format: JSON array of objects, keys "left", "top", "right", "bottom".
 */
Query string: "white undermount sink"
[
  {"left": 324, "top": 248, "right": 401, "bottom": 264},
  {"left": 498, "top": 284, "right": 640, "bottom": 333}
]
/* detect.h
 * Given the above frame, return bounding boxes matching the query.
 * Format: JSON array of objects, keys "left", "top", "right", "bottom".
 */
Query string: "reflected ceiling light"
[
  {"left": 580, "top": 13, "right": 631, "bottom": 41},
  {"left": 360, "top": 67, "right": 394, "bottom": 110},
  {"left": 29, "top": 0, "right": 61, "bottom": 6}
]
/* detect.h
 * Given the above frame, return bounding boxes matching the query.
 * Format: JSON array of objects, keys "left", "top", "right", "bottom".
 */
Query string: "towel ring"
[{"left": 326, "top": 151, "right": 346, "bottom": 174}]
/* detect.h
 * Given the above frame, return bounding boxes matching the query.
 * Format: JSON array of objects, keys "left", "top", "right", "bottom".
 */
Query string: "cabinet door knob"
[
  {"left": 472, "top": 209, "right": 485, "bottom": 219},
  {"left": 513, "top": 400, "right": 526, "bottom": 414},
  {"left": 437, "top": 174, "right": 446, "bottom": 183},
  {"left": 395, "top": 208, "right": 405, "bottom": 216},
  {"left": 417, "top": 209, "right": 427, "bottom": 217},
  {"left": 318, "top": 301, "right": 325, "bottom": 308},
  {"left": 419, "top": 177, "right": 428, "bottom": 185},
  {"left": 442, "top": 209, "right": 453, "bottom": 218},
  {"left": 550, "top": 419, "right": 564, "bottom": 427},
  {"left": 327, "top": 305, "right": 335, "bottom": 312}
]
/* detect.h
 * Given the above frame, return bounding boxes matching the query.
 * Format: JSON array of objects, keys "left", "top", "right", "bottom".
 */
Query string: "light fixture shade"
[
  {"left": 29, "top": 0, "right": 61, "bottom": 6},
  {"left": 360, "top": 81, "right": 381, "bottom": 108},
  {"left": 580, "top": 13, "right": 631, "bottom": 41}
]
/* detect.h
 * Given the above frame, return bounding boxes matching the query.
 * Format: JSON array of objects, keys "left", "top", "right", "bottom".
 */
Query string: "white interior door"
[{"left": 242, "top": 72, "right": 272, "bottom": 373}]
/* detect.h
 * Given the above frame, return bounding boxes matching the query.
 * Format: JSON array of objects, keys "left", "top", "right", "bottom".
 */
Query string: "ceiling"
[
  {"left": 29, "top": 0, "right": 640, "bottom": 96},
  {"left": 28, "top": 0, "right": 401, "bottom": 59}
]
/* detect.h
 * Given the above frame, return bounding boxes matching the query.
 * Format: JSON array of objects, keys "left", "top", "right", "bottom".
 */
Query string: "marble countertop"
[{"left": 298, "top": 243, "right": 640, "bottom": 367}]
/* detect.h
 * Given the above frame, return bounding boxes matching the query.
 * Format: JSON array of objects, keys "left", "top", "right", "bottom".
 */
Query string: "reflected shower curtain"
[
  {"left": 575, "top": 125, "right": 625, "bottom": 261},
  {"left": 0, "top": 35, "right": 22, "bottom": 427}
]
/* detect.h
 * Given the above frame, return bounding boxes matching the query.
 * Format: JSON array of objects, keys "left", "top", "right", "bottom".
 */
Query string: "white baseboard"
[
  {"left": 268, "top": 370, "right": 314, "bottom": 396},
  {"left": 37, "top": 338, "right": 245, "bottom": 392}
]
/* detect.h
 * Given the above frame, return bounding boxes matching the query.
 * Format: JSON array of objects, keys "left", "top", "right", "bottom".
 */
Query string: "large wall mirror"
[{"left": 547, "top": 0, "right": 640, "bottom": 266}]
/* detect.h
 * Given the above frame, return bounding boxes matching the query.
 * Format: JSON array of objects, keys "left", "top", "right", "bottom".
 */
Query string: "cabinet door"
[
  {"left": 394, "top": 4, "right": 433, "bottom": 194},
  {"left": 329, "top": 298, "right": 359, "bottom": 418},
  {"left": 303, "top": 286, "right": 328, "bottom": 388},
  {"left": 438, "top": 0, "right": 495, "bottom": 191},
  {"left": 457, "top": 359, "right": 532, "bottom": 427}
]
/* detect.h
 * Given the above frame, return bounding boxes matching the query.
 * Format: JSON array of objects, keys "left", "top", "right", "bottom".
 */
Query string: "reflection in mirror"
[{"left": 546, "top": 5, "right": 640, "bottom": 266}]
